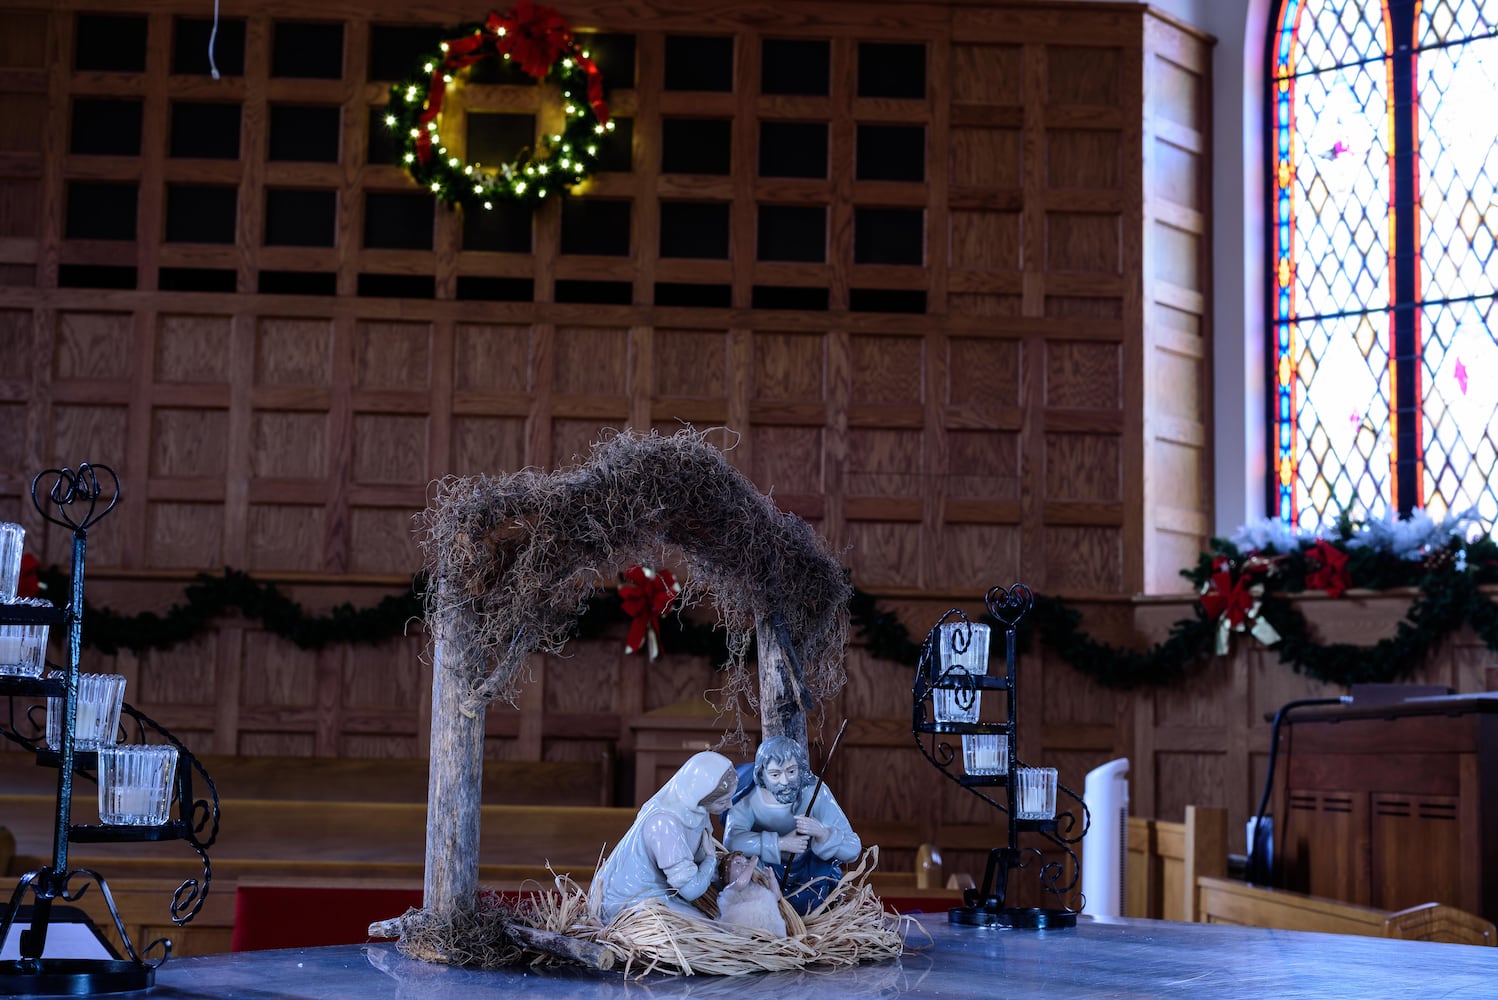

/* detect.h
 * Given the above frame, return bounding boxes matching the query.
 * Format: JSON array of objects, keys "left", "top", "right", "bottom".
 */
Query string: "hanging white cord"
[{"left": 208, "top": 0, "right": 221, "bottom": 79}]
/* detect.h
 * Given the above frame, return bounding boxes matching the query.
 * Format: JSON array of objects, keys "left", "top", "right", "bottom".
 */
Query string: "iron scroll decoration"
[
  {"left": 0, "top": 462, "right": 222, "bottom": 990},
  {"left": 912, "top": 583, "right": 1090, "bottom": 926}
]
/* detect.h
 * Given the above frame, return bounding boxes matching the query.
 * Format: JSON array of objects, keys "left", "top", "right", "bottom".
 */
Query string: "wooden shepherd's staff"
[{"left": 780, "top": 718, "right": 850, "bottom": 892}]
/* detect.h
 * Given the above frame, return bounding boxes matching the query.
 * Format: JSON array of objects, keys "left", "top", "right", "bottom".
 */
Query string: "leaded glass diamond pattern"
[
  {"left": 1292, "top": 63, "right": 1391, "bottom": 315},
  {"left": 1420, "top": 297, "right": 1498, "bottom": 525},
  {"left": 1272, "top": 0, "right": 1498, "bottom": 538},
  {"left": 1289, "top": 312, "right": 1392, "bottom": 530},
  {"left": 1295, "top": 0, "right": 1387, "bottom": 76},
  {"left": 1417, "top": 35, "right": 1498, "bottom": 300}
]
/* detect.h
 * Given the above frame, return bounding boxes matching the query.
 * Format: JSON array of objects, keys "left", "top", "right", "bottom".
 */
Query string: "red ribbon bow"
[
  {"left": 17, "top": 553, "right": 40, "bottom": 599},
  {"left": 496, "top": 1, "right": 573, "bottom": 80},
  {"left": 1304, "top": 539, "right": 1351, "bottom": 598},
  {"left": 618, "top": 565, "right": 680, "bottom": 660},
  {"left": 1199, "top": 557, "right": 1256, "bottom": 627}
]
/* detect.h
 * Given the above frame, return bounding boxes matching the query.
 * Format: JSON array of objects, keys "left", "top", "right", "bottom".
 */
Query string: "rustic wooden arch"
[{"left": 416, "top": 429, "right": 851, "bottom": 925}]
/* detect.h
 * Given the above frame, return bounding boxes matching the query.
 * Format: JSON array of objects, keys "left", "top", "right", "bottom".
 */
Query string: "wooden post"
[
  {"left": 754, "top": 610, "right": 808, "bottom": 748},
  {"left": 424, "top": 616, "right": 486, "bottom": 915}
]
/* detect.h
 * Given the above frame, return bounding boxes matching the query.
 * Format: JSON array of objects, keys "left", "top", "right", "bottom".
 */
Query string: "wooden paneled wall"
[{"left": 0, "top": 0, "right": 1216, "bottom": 885}]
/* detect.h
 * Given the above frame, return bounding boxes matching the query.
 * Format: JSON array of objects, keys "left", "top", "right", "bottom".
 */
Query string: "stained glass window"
[{"left": 1269, "top": 0, "right": 1498, "bottom": 534}]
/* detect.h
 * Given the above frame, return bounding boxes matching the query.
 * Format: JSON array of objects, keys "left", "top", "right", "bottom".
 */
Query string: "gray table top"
[{"left": 142, "top": 912, "right": 1498, "bottom": 1000}]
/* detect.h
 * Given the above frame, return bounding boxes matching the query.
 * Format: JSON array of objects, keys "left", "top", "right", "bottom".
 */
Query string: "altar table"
[{"left": 143, "top": 912, "right": 1498, "bottom": 999}]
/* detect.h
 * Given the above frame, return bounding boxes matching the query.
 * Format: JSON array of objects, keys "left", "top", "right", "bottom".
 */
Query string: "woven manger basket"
[{"left": 524, "top": 846, "right": 916, "bottom": 977}]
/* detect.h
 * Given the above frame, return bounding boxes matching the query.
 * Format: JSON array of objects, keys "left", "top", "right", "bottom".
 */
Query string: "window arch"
[{"left": 1268, "top": 0, "right": 1498, "bottom": 533}]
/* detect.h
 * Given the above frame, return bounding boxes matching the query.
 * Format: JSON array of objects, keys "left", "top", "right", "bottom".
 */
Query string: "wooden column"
[
  {"left": 754, "top": 610, "right": 809, "bottom": 749},
  {"left": 423, "top": 625, "right": 485, "bottom": 913}
]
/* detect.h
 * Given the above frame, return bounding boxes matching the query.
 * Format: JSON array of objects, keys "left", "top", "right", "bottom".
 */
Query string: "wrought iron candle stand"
[
  {"left": 912, "top": 583, "right": 1088, "bottom": 928},
  {"left": 0, "top": 464, "right": 220, "bottom": 996}
]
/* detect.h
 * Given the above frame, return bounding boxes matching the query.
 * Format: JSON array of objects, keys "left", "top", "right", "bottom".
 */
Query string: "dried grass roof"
[{"left": 419, "top": 428, "right": 851, "bottom": 718}]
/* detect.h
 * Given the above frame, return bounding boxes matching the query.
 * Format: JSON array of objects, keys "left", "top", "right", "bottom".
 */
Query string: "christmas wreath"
[{"left": 386, "top": 2, "right": 613, "bottom": 210}]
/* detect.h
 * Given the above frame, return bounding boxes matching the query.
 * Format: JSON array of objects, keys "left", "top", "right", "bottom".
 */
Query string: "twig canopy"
[{"left": 419, "top": 427, "right": 851, "bottom": 723}]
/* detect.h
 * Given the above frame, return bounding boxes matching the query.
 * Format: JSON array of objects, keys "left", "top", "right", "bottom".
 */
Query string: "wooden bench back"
[
  {"left": 0, "top": 753, "right": 614, "bottom": 806},
  {"left": 1198, "top": 875, "right": 1498, "bottom": 946},
  {"left": 1125, "top": 805, "right": 1227, "bottom": 922}
]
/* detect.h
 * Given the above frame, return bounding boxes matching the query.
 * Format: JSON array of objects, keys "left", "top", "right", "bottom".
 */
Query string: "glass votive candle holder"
[
  {"left": 934, "top": 620, "right": 990, "bottom": 724},
  {"left": 0, "top": 521, "right": 22, "bottom": 604},
  {"left": 962, "top": 732, "right": 1008, "bottom": 776},
  {"left": 1015, "top": 766, "right": 1058, "bottom": 820},
  {"left": 0, "top": 602, "right": 51, "bottom": 676},
  {"left": 98, "top": 744, "right": 178, "bottom": 826},
  {"left": 47, "top": 672, "right": 127, "bottom": 750}
]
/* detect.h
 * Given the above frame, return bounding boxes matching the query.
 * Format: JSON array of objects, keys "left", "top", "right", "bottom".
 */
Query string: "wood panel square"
[
  {"left": 851, "top": 334, "right": 922, "bottom": 405},
  {"left": 945, "top": 430, "right": 1019, "bottom": 500},
  {"left": 355, "top": 320, "right": 431, "bottom": 390},
  {"left": 544, "top": 647, "right": 619, "bottom": 714},
  {"left": 247, "top": 503, "right": 326, "bottom": 572},
  {"left": 251, "top": 411, "right": 326, "bottom": 479},
  {"left": 750, "top": 424, "right": 823, "bottom": 495},
  {"left": 353, "top": 414, "right": 428, "bottom": 484},
  {"left": 844, "top": 520, "right": 920, "bottom": 588},
  {"left": 948, "top": 293, "right": 1022, "bottom": 318},
  {"left": 554, "top": 326, "right": 627, "bottom": 396},
  {"left": 348, "top": 506, "right": 421, "bottom": 575},
  {"left": 1047, "top": 46, "right": 1121, "bottom": 106},
  {"left": 1152, "top": 54, "right": 1203, "bottom": 129},
  {"left": 1152, "top": 440, "right": 1204, "bottom": 510},
  {"left": 752, "top": 331, "right": 824, "bottom": 402},
  {"left": 151, "top": 407, "right": 229, "bottom": 477},
  {"left": 1154, "top": 138, "right": 1201, "bottom": 210},
  {"left": 0, "top": 178, "right": 40, "bottom": 238},
  {"left": 1044, "top": 432, "right": 1120, "bottom": 502},
  {"left": 1043, "top": 525, "right": 1122, "bottom": 592},
  {"left": 145, "top": 500, "right": 224, "bottom": 567},
  {"left": 454, "top": 324, "right": 530, "bottom": 393},
  {"left": 653, "top": 329, "right": 727, "bottom": 398},
  {"left": 929, "top": 522, "right": 1020, "bottom": 592},
  {"left": 241, "top": 629, "right": 319, "bottom": 707},
  {"left": 947, "top": 336, "right": 1019, "bottom": 407},
  {"left": 1046, "top": 130, "right": 1121, "bottom": 189},
  {"left": 551, "top": 418, "right": 616, "bottom": 467},
  {"left": 1046, "top": 212, "right": 1121, "bottom": 274},
  {"left": 0, "top": 309, "right": 31, "bottom": 378},
  {"left": 1151, "top": 220, "right": 1202, "bottom": 291},
  {"left": 950, "top": 128, "right": 1021, "bottom": 188},
  {"left": 847, "top": 428, "right": 923, "bottom": 497},
  {"left": 55, "top": 311, "right": 133, "bottom": 380},
  {"left": 341, "top": 637, "right": 424, "bottom": 710},
  {"left": 451, "top": 416, "right": 526, "bottom": 476},
  {"left": 256, "top": 318, "right": 333, "bottom": 386},
  {"left": 951, "top": 44, "right": 1022, "bottom": 104},
  {"left": 51, "top": 405, "right": 127, "bottom": 474},
  {"left": 135, "top": 633, "right": 217, "bottom": 704},
  {"left": 1045, "top": 340, "right": 1119, "bottom": 409},
  {"left": 949, "top": 211, "right": 1021, "bottom": 271},
  {"left": 155, "top": 315, "right": 230, "bottom": 383}
]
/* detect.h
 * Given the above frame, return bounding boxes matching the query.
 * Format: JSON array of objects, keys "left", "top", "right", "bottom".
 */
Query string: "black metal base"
[
  {"left": 949, "top": 906, "right": 1078, "bottom": 929},
  {"left": 0, "top": 958, "right": 153, "bottom": 996}
]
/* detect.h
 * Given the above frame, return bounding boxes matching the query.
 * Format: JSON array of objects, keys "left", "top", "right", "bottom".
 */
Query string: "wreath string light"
[{"left": 386, "top": 2, "right": 614, "bottom": 209}]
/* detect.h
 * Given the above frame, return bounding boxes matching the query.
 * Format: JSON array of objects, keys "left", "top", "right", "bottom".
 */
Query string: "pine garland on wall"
[{"left": 34, "top": 512, "right": 1498, "bottom": 689}]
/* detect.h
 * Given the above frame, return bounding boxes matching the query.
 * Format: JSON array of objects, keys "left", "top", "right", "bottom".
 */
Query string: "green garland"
[{"left": 37, "top": 534, "right": 1498, "bottom": 690}]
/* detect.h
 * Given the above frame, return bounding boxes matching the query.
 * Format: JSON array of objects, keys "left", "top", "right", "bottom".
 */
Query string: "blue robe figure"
[{"left": 723, "top": 737, "right": 861, "bottom": 915}]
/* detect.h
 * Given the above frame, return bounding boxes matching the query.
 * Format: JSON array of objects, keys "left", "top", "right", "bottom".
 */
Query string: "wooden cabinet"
[{"left": 1270, "top": 696, "right": 1498, "bottom": 922}]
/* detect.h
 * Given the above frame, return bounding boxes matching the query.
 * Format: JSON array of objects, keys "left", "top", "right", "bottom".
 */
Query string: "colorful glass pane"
[{"left": 1271, "top": 0, "right": 1498, "bottom": 537}]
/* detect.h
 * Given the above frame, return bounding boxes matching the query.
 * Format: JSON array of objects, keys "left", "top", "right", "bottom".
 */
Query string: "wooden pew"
[
  {"left": 1125, "top": 805, "right": 1228, "bottom": 922},
  {"left": 1198, "top": 876, "right": 1498, "bottom": 946}
]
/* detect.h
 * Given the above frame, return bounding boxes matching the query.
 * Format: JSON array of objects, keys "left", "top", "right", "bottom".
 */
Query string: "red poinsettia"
[
  {"left": 618, "top": 565, "right": 681, "bottom": 660},
  {"left": 1303, "top": 538, "right": 1351, "bottom": 598},
  {"left": 17, "top": 552, "right": 40, "bottom": 599}
]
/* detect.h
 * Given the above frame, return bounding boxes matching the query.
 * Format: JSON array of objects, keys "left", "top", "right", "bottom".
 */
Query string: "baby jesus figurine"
[{"left": 715, "top": 852, "right": 788, "bottom": 937}]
